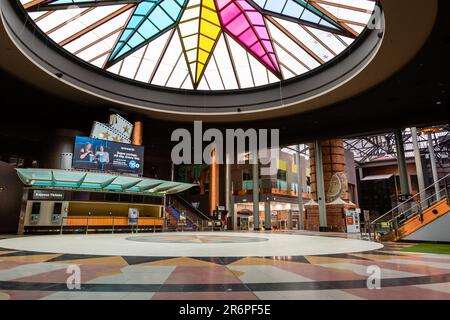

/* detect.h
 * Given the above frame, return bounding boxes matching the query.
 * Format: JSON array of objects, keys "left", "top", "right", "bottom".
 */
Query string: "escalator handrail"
[
  {"left": 371, "top": 173, "right": 450, "bottom": 225},
  {"left": 166, "top": 206, "right": 199, "bottom": 229},
  {"left": 172, "top": 194, "right": 212, "bottom": 221}
]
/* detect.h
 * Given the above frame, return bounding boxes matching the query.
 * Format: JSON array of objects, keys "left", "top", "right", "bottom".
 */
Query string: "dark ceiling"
[{"left": 0, "top": 1, "right": 449, "bottom": 147}]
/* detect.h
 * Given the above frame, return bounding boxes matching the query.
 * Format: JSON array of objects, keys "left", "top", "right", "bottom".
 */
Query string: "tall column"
[
  {"left": 295, "top": 145, "right": 305, "bottom": 230},
  {"left": 314, "top": 140, "right": 327, "bottom": 231},
  {"left": 411, "top": 127, "right": 426, "bottom": 197},
  {"left": 307, "top": 139, "right": 349, "bottom": 232},
  {"left": 394, "top": 129, "right": 411, "bottom": 198},
  {"left": 132, "top": 120, "right": 143, "bottom": 146},
  {"left": 210, "top": 147, "right": 219, "bottom": 215},
  {"left": 427, "top": 131, "right": 441, "bottom": 200},
  {"left": 264, "top": 201, "right": 271, "bottom": 230},
  {"left": 225, "top": 153, "right": 234, "bottom": 229},
  {"left": 170, "top": 162, "right": 175, "bottom": 181},
  {"left": 253, "top": 161, "right": 260, "bottom": 230},
  {"left": 17, "top": 188, "right": 28, "bottom": 235},
  {"left": 287, "top": 210, "right": 293, "bottom": 230},
  {"left": 162, "top": 194, "right": 167, "bottom": 232}
]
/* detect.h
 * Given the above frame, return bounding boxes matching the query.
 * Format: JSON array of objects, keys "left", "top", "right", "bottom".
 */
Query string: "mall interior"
[{"left": 0, "top": 0, "right": 449, "bottom": 301}]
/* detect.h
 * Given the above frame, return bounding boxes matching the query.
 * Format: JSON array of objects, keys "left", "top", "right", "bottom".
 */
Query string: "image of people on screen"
[
  {"left": 95, "top": 145, "right": 110, "bottom": 170},
  {"left": 78, "top": 142, "right": 94, "bottom": 162}
]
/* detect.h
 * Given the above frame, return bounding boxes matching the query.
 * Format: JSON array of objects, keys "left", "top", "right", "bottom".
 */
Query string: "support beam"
[
  {"left": 411, "top": 127, "right": 426, "bottom": 199},
  {"left": 295, "top": 144, "right": 305, "bottom": 230},
  {"left": 17, "top": 188, "right": 28, "bottom": 235},
  {"left": 253, "top": 160, "right": 260, "bottom": 230},
  {"left": 210, "top": 147, "right": 219, "bottom": 215},
  {"left": 314, "top": 140, "right": 327, "bottom": 231},
  {"left": 287, "top": 210, "right": 292, "bottom": 230},
  {"left": 170, "top": 162, "right": 175, "bottom": 181},
  {"left": 427, "top": 132, "right": 441, "bottom": 200},
  {"left": 132, "top": 120, "right": 143, "bottom": 146},
  {"left": 162, "top": 194, "right": 167, "bottom": 232},
  {"left": 264, "top": 201, "right": 271, "bottom": 230},
  {"left": 394, "top": 129, "right": 411, "bottom": 198},
  {"left": 225, "top": 152, "right": 234, "bottom": 230}
]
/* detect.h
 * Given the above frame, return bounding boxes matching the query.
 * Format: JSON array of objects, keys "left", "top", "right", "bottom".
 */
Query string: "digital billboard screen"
[{"left": 72, "top": 136, "right": 144, "bottom": 175}]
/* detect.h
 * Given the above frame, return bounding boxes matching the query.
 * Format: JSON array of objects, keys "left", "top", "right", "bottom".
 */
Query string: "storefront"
[
  {"left": 16, "top": 169, "right": 195, "bottom": 234},
  {"left": 233, "top": 194, "right": 306, "bottom": 231}
]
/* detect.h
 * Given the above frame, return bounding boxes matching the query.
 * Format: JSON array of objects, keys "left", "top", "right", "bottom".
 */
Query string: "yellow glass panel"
[
  {"left": 198, "top": 49, "right": 209, "bottom": 64},
  {"left": 278, "top": 160, "right": 287, "bottom": 171},
  {"left": 180, "top": 0, "right": 221, "bottom": 87},
  {"left": 203, "top": 0, "right": 216, "bottom": 8},
  {"left": 201, "top": 21, "right": 220, "bottom": 39},
  {"left": 199, "top": 35, "right": 214, "bottom": 51},
  {"left": 202, "top": 8, "right": 220, "bottom": 25},
  {"left": 196, "top": 63, "right": 205, "bottom": 82},
  {"left": 193, "top": 0, "right": 221, "bottom": 85}
]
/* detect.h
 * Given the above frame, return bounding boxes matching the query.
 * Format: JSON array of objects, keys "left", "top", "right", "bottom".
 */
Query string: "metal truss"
[
  {"left": 283, "top": 126, "right": 450, "bottom": 167},
  {"left": 343, "top": 126, "right": 450, "bottom": 165}
]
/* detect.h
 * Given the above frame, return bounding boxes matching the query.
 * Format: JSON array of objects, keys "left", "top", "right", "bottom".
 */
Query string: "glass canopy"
[
  {"left": 20, "top": 0, "right": 377, "bottom": 91},
  {"left": 16, "top": 168, "right": 197, "bottom": 196}
]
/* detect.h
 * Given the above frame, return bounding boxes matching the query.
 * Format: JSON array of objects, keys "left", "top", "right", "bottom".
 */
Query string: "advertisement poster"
[
  {"left": 327, "top": 172, "right": 349, "bottom": 202},
  {"left": 72, "top": 136, "right": 144, "bottom": 175},
  {"left": 345, "top": 209, "right": 361, "bottom": 233},
  {"left": 128, "top": 208, "right": 139, "bottom": 225}
]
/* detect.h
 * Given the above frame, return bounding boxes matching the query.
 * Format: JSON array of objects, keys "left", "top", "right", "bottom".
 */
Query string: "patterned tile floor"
[{"left": 0, "top": 236, "right": 449, "bottom": 300}]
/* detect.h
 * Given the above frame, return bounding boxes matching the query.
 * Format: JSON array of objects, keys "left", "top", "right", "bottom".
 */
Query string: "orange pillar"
[
  {"left": 210, "top": 147, "right": 219, "bottom": 215},
  {"left": 132, "top": 121, "right": 143, "bottom": 146}
]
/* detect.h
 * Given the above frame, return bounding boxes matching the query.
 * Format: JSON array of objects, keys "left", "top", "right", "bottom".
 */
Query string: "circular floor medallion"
[
  {"left": 0, "top": 232, "right": 383, "bottom": 257},
  {"left": 126, "top": 234, "right": 269, "bottom": 244}
]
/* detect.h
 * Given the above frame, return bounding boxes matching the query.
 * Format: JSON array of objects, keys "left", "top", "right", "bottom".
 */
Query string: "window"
[
  {"left": 20, "top": 0, "right": 377, "bottom": 91},
  {"left": 31, "top": 202, "right": 41, "bottom": 215},
  {"left": 277, "top": 170, "right": 287, "bottom": 181},
  {"left": 53, "top": 202, "right": 63, "bottom": 215}
]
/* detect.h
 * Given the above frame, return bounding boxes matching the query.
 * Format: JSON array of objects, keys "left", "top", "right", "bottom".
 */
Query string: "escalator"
[
  {"left": 165, "top": 205, "right": 197, "bottom": 231},
  {"left": 165, "top": 194, "right": 211, "bottom": 231},
  {"left": 371, "top": 174, "right": 450, "bottom": 242}
]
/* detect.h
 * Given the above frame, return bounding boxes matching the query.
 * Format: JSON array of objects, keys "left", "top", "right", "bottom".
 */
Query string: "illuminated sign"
[
  {"left": 73, "top": 136, "right": 144, "bottom": 175},
  {"left": 32, "top": 190, "right": 65, "bottom": 201}
]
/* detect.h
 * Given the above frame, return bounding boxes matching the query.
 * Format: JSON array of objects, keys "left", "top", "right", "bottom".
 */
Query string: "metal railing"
[
  {"left": 59, "top": 216, "right": 163, "bottom": 234},
  {"left": 171, "top": 194, "right": 211, "bottom": 221},
  {"left": 165, "top": 194, "right": 211, "bottom": 231},
  {"left": 370, "top": 174, "right": 450, "bottom": 241},
  {"left": 166, "top": 206, "right": 204, "bottom": 231}
]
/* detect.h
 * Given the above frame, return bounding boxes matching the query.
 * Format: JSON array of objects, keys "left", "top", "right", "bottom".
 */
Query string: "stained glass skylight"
[{"left": 20, "top": 0, "right": 377, "bottom": 91}]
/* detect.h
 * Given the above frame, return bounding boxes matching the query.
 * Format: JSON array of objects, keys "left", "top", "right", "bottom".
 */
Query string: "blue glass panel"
[
  {"left": 250, "top": 0, "right": 342, "bottom": 32},
  {"left": 108, "top": 0, "right": 188, "bottom": 64}
]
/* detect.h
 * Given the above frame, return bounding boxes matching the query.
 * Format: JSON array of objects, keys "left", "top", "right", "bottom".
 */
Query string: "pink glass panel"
[{"left": 215, "top": 0, "right": 280, "bottom": 74}]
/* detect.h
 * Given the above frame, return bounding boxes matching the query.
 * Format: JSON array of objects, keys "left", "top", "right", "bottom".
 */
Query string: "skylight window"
[{"left": 20, "top": 0, "right": 377, "bottom": 91}]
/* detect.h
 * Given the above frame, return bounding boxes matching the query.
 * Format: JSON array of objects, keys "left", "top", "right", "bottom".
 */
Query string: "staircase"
[
  {"left": 371, "top": 174, "right": 450, "bottom": 242},
  {"left": 165, "top": 205, "right": 197, "bottom": 231},
  {"left": 164, "top": 194, "right": 211, "bottom": 231}
]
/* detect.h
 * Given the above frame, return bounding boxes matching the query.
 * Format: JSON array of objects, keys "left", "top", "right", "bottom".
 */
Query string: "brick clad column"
[
  {"left": 305, "top": 139, "right": 352, "bottom": 232},
  {"left": 309, "top": 139, "right": 348, "bottom": 201}
]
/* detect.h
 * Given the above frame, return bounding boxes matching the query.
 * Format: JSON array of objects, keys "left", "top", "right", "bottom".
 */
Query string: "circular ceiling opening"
[{"left": 19, "top": 0, "right": 377, "bottom": 92}]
